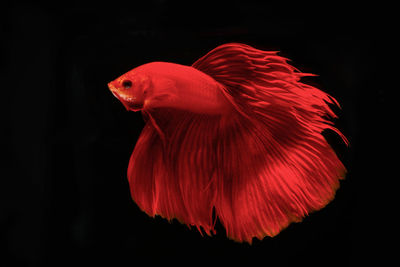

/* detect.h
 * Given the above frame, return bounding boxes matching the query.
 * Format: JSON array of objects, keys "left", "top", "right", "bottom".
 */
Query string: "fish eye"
[{"left": 122, "top": 80, "right": 132, "bottom": 89}]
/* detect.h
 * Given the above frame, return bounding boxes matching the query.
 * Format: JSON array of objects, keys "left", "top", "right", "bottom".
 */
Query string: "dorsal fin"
[{"left": 192, "top": 42, "right": 347, "bottom": 144}]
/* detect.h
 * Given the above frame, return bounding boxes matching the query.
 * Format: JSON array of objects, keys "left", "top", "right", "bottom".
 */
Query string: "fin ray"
[{"left": 193, "top": 43, "right": 347, "bottom": 242}]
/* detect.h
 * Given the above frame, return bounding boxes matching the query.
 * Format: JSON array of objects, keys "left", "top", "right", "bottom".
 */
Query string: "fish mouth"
[{"left": 108, "top": 82, "right": 143, "bottom": 112}]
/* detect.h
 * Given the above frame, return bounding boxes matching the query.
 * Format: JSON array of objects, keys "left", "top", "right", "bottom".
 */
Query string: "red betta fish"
[{"left": 108, "top": 43, "right": 347, "bottom": 244}]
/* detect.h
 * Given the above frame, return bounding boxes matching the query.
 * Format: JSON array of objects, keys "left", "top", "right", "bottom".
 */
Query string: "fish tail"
[{"left": 193, "top": 43, "right": 347, "bottom": 243}]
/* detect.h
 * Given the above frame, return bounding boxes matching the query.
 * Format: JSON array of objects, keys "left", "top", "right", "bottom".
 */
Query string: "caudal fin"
[{"left": 193, "top": 43, "right": 347, "bottom": 243}]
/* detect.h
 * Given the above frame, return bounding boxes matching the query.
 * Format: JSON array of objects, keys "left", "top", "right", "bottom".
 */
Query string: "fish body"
[
  {"left": 108, "top": 62, "right": 231, "bottom": 114},
  {"left": 108, "top": 43, "right": 347, "bottom": 243}
]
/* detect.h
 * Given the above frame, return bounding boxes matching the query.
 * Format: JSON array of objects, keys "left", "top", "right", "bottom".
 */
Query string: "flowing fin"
[
  {"left": 192, "top": 43, "right": 347, "bottom": 243},
  {"left": 128, "top": 109, "right": 222, "bottom": 235}
]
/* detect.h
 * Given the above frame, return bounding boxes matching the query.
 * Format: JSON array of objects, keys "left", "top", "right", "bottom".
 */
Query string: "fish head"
[{"left": 108, "top": 70, "right": 151, "bottom": 112}]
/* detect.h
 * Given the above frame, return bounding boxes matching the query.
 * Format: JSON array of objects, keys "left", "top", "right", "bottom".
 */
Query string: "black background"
[{"left": 2, "top": 1, "right": 386, "bottom": 266}]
